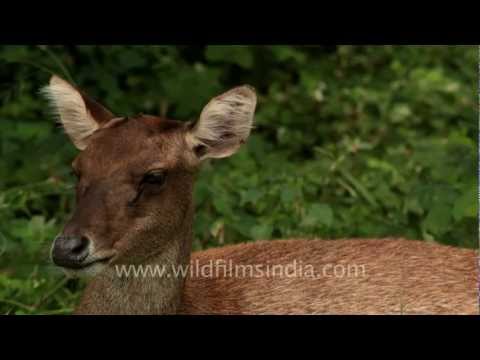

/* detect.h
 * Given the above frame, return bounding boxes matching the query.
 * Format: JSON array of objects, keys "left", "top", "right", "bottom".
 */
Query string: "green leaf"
[
  {"left": 338, "top": 168, "right": 378, "bottom": 208},
  {"left": 251, "top": 224, "right": 273, "bottom": 240},
  {"left": 301, "top": 204, "right": 334, "bottom": 228},
  {"left": 390, "top": 104, "right": 412, "bottom": 123},
  {"left": 423, "top": 203, "right": 452, "bottom": 236},
  {"left": 240, "top": 189, "right": 263, "bottom": 206},
  {"left": 205, "top": 46, "right": 253, "bottom": 69},
  {"left": 453, "top": 185, "right": 477, "bottom": 221},
  {"left": 281, "top": 187, "right": 299, "bottom": 206},
  {"left": 212, "top": 194, "right": 233, "bottom": 215}
]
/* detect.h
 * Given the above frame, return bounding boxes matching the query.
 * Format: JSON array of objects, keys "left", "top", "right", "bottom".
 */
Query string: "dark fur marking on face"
[{"left": 193, "top": 144, "right": 208, "bottom": 158}]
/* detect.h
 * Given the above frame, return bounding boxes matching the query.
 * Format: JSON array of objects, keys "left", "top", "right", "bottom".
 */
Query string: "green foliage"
[{"left": 0, "top": 45, "right": 477, "bottom": 314}]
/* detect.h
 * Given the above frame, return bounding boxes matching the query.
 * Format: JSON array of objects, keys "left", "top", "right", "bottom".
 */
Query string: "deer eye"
[{"left": 142, "top": 170, "right": 167, "bottom": 186}]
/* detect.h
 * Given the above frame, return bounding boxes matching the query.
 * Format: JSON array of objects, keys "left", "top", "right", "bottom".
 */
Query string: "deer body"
[
  {"left": 182, "top": 239, "right": 477, "bottom": 315},
  {"left": 75, "top": 238, "right": 478, "bottom": 315},
  {"left": 42, "top": 75, "right": 478, "bottom": 315}
]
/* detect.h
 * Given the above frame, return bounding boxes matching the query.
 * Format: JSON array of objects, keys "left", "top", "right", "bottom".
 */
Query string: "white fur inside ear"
[
  {"left": 41, "top": 76, "right": 99, "bottom": 150},
  {"left": 187, "top": 85, "right": 257, "bottom": 159}
]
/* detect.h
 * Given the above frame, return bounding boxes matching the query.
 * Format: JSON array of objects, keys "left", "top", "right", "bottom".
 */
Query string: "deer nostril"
[{"left": 71, "top": 236, "right": 90, "bottom": 255}]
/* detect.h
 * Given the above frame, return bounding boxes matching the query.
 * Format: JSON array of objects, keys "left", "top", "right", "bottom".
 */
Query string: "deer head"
[{"left": 44, "top": 75, "right": 257, "bottom": 277}]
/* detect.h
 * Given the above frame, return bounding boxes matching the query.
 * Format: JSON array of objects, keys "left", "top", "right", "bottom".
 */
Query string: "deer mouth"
[
  {"left": 59, "top": 255, "right": 116, "bottom": 278},
  {"left": 80, "top": 256, "right": 114, "bottom": 268},
  {"left": 73, "top": 248, "right": 118, "bottom": 270},
  {"left": 58, "top": 257, "right": 111, "bottom": 271},
  {"left": 55, "top": 255, "right": 114, "bottom": 278}
]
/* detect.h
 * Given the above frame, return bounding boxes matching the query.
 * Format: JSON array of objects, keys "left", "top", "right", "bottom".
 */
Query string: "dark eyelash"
[
  {"left": 128, "top": 170, "right": 167, "bottom": 207},
  {"left": 141, "top": 170, "right": 167, "bottom": 185}
]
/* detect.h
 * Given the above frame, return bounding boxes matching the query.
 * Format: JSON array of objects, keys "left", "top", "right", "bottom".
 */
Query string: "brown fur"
[
  {"left": 181, "top": 239, "right": 478, "bottom": 315},
  {"left": 44, "top": 76, "right": 479, "bottom": 315}
]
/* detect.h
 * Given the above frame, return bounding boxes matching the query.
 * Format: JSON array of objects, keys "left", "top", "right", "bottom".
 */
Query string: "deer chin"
[
  {"left": 62, "top": 261, "right": 107, "bottom": 278},
  {"left": 61, "top": 254, "right": 116, "bottom": 278}
]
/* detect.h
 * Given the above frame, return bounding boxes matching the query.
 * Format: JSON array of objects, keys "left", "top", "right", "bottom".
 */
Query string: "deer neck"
[{"left": 75, "top": 208, "right": 194, "bottom": 315}]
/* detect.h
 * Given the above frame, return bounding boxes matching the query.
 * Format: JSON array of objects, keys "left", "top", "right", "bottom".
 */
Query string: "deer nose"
[{"left": 52, "top": 235, "right": 90, "bottom": 268}]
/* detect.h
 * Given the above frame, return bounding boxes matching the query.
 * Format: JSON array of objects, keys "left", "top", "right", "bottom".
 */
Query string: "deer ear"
[
  {"left": 186, "top": 85, "right": 257, "bottom": 160},
  {"left": 41, "top": 75, "right": 115, "bottom": 150}
]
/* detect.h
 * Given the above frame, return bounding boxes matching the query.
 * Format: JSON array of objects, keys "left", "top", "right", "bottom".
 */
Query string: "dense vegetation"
[{"left": 0, "top": 46, "right": 477, "bottom": 314}]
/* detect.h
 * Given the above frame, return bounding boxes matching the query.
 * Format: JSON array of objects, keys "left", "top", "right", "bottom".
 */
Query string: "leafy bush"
[{"left": 0, "top": 45, "right": 477, "bottom": 314}]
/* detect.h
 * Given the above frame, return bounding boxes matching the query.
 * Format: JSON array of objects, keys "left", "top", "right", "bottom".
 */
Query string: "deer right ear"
[
  {"left": 186, "top": 85, "right": 257, "bottom": 161},
  {"left": 41, "top": 75, "right": 115, "bottom": 150}
]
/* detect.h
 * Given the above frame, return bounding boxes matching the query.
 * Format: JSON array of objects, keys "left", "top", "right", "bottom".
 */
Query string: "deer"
[{"left": 42, "top": 75, "right": 479, "bottom": 315}]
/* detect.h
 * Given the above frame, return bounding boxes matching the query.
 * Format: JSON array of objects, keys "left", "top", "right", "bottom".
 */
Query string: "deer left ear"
[
  {"left": 41, "top": 75, "right": 115, "bottom": 150},
  {"left": 186, "top": 85, "right": 257, "bottom": 160}
]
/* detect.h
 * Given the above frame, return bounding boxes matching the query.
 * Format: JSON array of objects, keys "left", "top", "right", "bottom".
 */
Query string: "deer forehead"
[{"left": 74, "top": 116, "right": 188, "bottom": 177}]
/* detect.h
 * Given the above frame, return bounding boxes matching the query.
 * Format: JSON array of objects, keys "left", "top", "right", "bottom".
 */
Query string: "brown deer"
[{"left": 43, "top": 75, "right": 479, "bottom": 315}]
